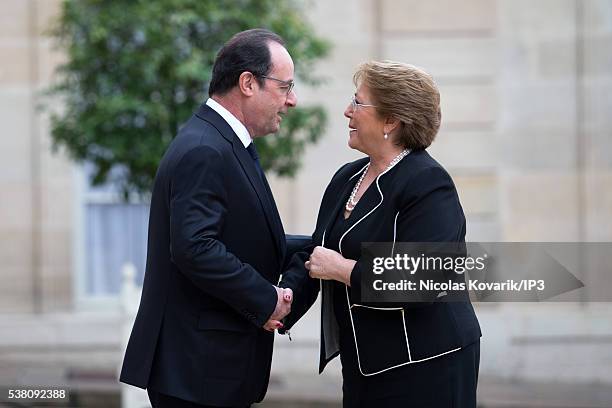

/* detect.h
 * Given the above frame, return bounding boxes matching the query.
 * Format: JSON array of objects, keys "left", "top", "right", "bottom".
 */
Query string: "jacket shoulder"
[
  {"left": 394, "top": 150, "right": 454, "bottom": 187},
  {"left": 162, "top": 116, "right": 233, "bottom": 165},
  {"left": 402, "top": 149, "right": 446, "bottom": 172},
  {"left": 329, "top": 157, "right": 369, "bottom": 186},
  {"left": 176, "top": 115, "right": 231, "bottom": 151}
]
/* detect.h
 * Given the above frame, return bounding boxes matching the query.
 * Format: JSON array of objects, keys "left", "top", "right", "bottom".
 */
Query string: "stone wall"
[
  {"left": 1, "top": 0, "right": 611, "bottom": 395},
  {"left": 0, "top": 0, "right": 73, "bottom": 313}
]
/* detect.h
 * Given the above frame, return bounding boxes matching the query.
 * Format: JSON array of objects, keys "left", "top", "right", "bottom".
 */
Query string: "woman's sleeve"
[
  {"left": 349, "top": 166, "right": 466, "bottom": 307},
  {"left": 278, "top": 249, "right": 320, "bottom": 331},
  {"left": 279, "top": 163, "right": 352, "bottom": 330}
]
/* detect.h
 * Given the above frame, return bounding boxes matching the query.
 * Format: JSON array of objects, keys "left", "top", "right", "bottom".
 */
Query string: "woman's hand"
[{"left": 305, "top": 246, "right": 356, "bottom": 286}]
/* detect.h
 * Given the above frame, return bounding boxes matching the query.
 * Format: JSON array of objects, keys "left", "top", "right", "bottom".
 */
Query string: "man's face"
[{"left": 247, "top": 42, "right": 297, "bottom": 138}]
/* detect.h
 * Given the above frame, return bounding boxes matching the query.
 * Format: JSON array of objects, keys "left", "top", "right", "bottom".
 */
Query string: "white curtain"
[{"left": 85, "top": 203, "right": 149, "bottom": 295}]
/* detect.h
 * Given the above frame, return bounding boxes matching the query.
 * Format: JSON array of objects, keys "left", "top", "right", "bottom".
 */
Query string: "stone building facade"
[{"left": 1, "top": 0, "right": 611, "bottom": 406}]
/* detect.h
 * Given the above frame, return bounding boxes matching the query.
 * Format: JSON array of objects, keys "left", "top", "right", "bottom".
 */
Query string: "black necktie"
[
  {"left": 246, "top": 142, "right": 285, "bottom": 257},
  {"left": 246, "top": 143, "right": 266, "bottom": 182}
]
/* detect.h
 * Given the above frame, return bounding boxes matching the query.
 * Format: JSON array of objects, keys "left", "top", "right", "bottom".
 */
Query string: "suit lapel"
[
  {"left": 343, "top": 179, "right": 381, "bottom": 230},
  {"left": 233, "top": 142, "right": 286, "bottom": 260},
  {"left": 257, "top": 169, "right": 286, "bottom": 257},
  {"left": 196, "top": 104, "right": 285, "bottom": 263},
  {"left": 322, "top": 163, "right": 379, "bottom": 237},
  {"left": 322, "top": 177, "right": 355, "bottom": 238},
  {"left": 321, "top": 163, "right": 386, "bottom": 255}
]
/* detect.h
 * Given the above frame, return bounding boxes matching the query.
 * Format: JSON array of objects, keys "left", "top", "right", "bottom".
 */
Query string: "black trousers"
[{"left": 147, "top": 389, "right": 251, "bottom": 408}]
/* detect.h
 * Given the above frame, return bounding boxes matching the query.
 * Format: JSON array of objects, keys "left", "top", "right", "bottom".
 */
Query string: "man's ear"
[
  {"left": 383, "top": 116, "right": 401, "bottom": 136},
  {"left": 238, "top": 72, "right": 256, "bottom": 96}
]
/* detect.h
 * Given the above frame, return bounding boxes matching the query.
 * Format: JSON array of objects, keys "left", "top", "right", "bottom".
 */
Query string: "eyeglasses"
[
  {"left": 260, "top": 75, "right": 295, "bottom": 96},
  {"left": 350, "top": 95, "right": 377, "bottom": 111}
]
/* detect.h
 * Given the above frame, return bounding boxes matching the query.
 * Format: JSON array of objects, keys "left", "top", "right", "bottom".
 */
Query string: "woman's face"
[{"left": 344, "top": 83, "right": 385, "bottom": 155}]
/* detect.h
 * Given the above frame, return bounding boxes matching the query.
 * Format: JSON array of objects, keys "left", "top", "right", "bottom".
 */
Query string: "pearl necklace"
[{"left": 345, "top": 149, "right": 410, "bottom": 212}]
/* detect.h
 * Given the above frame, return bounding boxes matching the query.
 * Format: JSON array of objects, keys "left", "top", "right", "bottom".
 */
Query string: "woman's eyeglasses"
[{"left": 350, "top": 95, "right": 377, "bottom": 111}]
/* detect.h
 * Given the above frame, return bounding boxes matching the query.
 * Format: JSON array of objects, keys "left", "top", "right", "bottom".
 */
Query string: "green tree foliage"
[{"left": 44, "top": 0, "right": 329, "bottom": 197}]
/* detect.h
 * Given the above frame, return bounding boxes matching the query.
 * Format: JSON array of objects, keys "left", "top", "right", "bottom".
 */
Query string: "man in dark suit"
[{"left": 120, "top": 29, "right": 297, "bottom": 408}]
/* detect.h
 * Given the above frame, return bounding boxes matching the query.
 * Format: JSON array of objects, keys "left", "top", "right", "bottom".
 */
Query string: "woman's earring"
[{"left": 384, "top": 133, "right": 388, "bottom": 140}]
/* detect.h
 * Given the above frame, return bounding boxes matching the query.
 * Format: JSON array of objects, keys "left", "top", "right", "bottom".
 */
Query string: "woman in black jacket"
[{"left": 280, "top": 61, "right": 481, "bottom": 407}]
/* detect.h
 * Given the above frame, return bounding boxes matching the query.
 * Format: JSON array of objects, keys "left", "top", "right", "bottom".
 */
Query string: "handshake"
[{"left": 263, "top": 286, "right": 293, "bottom": 332}]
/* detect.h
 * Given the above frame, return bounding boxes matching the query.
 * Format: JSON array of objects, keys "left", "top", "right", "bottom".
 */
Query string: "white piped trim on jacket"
[{"left": 320, "top": 153, "right": 464, "bottom": 376}]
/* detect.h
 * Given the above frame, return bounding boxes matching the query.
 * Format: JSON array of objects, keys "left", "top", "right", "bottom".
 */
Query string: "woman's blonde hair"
[{"left": 353, "top": 60, "right": 441, "bottom": 150}]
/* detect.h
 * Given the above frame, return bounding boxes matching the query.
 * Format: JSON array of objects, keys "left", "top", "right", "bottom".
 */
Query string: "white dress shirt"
[{"left": 206, "top": 98, "right": 252, "bottom": 148}]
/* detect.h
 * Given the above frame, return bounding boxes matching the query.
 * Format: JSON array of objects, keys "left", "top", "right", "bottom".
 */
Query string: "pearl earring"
[{"left": 384, "top": 133, "right": 388, "bottom": 140}]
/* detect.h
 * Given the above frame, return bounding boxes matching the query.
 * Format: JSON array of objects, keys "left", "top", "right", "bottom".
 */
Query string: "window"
[{"left": 82, "top": 164, "right": 149, "bottom": 296}]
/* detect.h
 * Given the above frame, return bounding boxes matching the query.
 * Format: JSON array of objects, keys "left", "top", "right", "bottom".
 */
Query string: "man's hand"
[{"left": 263, "top": 286, "right": 293, "bottom": 332}]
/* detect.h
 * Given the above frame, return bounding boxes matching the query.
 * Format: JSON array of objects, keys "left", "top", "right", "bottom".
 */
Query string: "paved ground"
[
  {"left": 2, "top": 312, "right": 612, "bottom": 407},
  {"left": 260, "top": 373, "right": 612, "bottom": 408},
  {"left": 1, "top": 373, "right": 612, "bottom": 407}
]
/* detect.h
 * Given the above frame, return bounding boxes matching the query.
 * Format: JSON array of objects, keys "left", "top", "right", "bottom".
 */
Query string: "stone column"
[{"left": 0, "top": 0, "right": 74, "bottom": 313}]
